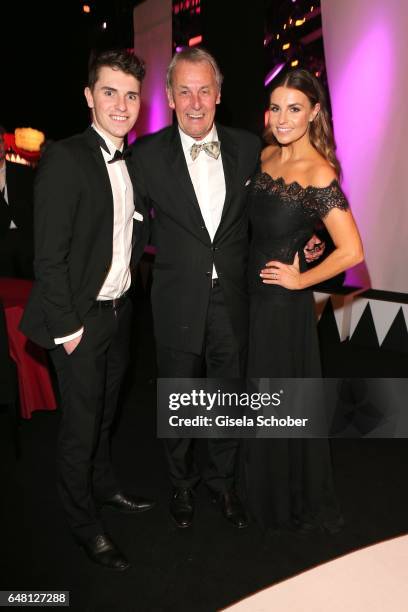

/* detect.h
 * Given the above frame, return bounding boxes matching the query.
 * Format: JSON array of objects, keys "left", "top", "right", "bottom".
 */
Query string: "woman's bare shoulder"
[{"left": 307, "top": 160, "right": 338, "bottom": 188}]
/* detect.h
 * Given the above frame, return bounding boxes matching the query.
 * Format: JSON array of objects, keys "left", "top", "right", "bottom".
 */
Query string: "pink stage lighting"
[
  {"left": 264, "top": 63, "right": 286, "bottom": 87},
  {"left": 189, "top": 35, "right": 202, "bottom": 46}
]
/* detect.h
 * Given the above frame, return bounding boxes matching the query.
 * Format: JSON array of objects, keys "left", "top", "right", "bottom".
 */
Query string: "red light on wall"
[
  {"left": 173, "top": 0, "right": 200, "bottom": 13},
  {"left": 189, "top": 35, "right": 202, "bottom": 47}
]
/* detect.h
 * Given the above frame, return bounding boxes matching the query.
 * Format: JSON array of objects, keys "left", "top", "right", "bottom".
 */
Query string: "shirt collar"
[
  {"left": 179, "top": 124, "right": 218, "bottom": 155},
  {"left": 91, "top": 124, "right": 123, "bottom": 156}
]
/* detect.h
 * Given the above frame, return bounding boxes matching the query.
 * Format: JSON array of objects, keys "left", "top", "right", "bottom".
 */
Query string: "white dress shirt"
[
  {"left": 54, "top": 125, "right": 134, "bottom": 344},
  {"left": 179, "top": 125, "right": 226, "bottom": 279}
]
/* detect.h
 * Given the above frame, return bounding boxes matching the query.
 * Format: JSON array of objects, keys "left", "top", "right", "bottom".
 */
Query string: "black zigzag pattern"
[
  {"left": 350, "top": 303, "right": 380, "bottom": 349},
  {"left": 381, "top": 307, "right": 408, "bottom": 353}
]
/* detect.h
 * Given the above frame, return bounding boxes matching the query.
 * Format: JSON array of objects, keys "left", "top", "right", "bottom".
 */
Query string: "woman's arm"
[{"left": 261, "top": 207, "right": 363, "bottom": 290}]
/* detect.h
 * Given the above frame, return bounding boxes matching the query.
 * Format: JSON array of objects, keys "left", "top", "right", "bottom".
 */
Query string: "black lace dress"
[{"left": 243, "top": 172, "right": 349, "bottom": 532}]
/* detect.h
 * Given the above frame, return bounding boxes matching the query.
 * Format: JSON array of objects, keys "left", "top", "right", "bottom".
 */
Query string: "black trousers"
[
  {"left": 157, "top": 284, "right": 247, "bottom": 493},
  {"left": 50, "top": 298, "right": 132, "bottom": 541}
]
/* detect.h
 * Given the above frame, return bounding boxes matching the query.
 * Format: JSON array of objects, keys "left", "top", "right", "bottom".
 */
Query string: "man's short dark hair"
[{"left": 87, "top": 49, "right": 146, "bottom": 90}]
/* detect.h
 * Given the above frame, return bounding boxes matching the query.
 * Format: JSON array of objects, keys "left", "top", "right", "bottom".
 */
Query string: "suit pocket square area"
[
  {"left": 245, "top": 178, "right": 251, "bottom": 186},
  {"left": 133, "top": 210, "right": 144, "bottom": 222}
]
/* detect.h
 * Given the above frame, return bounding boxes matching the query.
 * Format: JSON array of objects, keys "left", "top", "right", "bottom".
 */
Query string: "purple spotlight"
[
  {"left": 175, "top": 46, "right": 184, "bottom": 53},
  {"left": 264, "top": 62, "right": 285, "bottom": 87}
]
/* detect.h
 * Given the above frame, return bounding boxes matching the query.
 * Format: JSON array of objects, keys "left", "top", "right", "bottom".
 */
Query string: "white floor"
[{"left": 224, "top": 534, "right": 408, "bottom": 612}]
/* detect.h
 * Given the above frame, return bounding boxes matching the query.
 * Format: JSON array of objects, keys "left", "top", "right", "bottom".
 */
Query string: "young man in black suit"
[
  {"left": 0, "top": 125, "right": 35, "bottom": 278},
  {"left": 21, "top": 50, "right": 154, "bottom": 571},
  {"left": 131, "top": 48, "right": 261, "bottom": 529}
]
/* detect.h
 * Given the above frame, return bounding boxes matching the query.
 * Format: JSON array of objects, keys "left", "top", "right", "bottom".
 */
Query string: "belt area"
[{"left": 92, "top": 291, "right": 129, "bottom": 310}]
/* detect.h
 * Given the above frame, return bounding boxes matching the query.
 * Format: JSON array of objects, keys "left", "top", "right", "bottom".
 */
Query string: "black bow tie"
[
  {"left": 91, "top": 128, "right": 130, "bottom": 163},
  {"left": 108, "top": 148, "right": 131, "bottom": 164}
]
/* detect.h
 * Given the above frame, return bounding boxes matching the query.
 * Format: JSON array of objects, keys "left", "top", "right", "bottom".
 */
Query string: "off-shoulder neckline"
[{"left": 259, "top": 171, "right": 339, "bottom": 192}]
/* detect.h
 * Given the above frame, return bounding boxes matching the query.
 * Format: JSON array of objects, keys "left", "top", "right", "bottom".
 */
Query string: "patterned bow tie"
[
  {"left": 190, "top": 141, "right": 221, "bottom": 161},
  {"left": 108, "top": 148, "right": 131, "bottom": 164}
]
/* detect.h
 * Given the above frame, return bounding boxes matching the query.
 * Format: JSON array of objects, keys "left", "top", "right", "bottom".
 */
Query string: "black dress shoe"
[
  {"left": 102, "top": 492, "right": 155, "bottom": 513},
  {"left": 170, "top": 488, "right": 194, "bottom": 528},
  {"left": 82, "top": 534, "right": 130, "bottom": 571},
  {"left": 212, "top": 489, "right": 248, "bottom": 529}
]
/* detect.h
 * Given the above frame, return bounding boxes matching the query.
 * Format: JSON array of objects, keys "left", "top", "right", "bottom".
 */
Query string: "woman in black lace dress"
[{"left": 243, "top": 69, "right": 363, "bottom": 531}]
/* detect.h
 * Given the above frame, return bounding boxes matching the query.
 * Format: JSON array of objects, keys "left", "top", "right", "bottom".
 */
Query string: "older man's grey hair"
[{"left": 166, "top": 47, "right": 223, "bottom": 91}]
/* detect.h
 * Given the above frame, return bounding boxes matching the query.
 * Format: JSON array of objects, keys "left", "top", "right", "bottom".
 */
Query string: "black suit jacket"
[
  {"left": 20, "top": 127, "right": 149, "bottom": 349},
  {"left": 131, "top": 123, "right": 261, "bottom": 354},
  {"left": 0, "top": 161, "right": 34, "bottom": 236}
]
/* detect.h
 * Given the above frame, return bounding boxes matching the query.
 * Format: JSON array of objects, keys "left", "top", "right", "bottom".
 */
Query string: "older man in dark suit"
[
  {"left": 21, "top": 49, "right": 154, "bottom": 571},
  {"left": 131, "top": 48, "right": 261, "bottom": 530}
]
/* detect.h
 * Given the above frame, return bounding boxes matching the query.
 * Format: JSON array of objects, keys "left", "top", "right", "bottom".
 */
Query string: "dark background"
[
  {"left": 2, "top": 0, "right": 323, "bottom": 140},
  {"left": 1, "top": 1, "right": 138, "bottom": 139}
]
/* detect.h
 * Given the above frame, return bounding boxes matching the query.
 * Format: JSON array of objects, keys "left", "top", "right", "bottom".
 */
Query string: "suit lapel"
[
  {"left": 0, "top": 178, "right": 12, "bottom": 230},
  {"left": 83, "top": 127, "right": 114, "bottom": 216},
  {"left": 217, "top": 124, "right": 239, "bottom": 226},
  {"left": 4, "top": 162, "right": 16, "bottom": 211},
  {"left": 84, "top": 127, "right": 112, "bottom": 178},
  {"left": 167, "top": 125, "right": 201, "bottom": 215},
  {"left": 2, "top": 163, "right": 18, "bottom": 225}
]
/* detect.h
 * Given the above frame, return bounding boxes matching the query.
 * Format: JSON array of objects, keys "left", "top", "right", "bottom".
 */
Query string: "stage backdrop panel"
[
  {"left": 133, "top": 0, "right": 172, "bottom": 138},
  {"left": 321, "top": 0, "right": 408, "bottom": 293}
]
